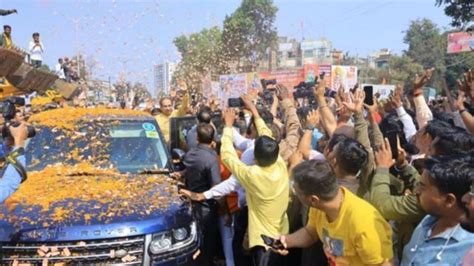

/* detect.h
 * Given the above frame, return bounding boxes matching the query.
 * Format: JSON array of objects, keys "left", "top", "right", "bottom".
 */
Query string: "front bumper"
[{"left": 1, "top": 222, "right": 200, "bottom": 266}]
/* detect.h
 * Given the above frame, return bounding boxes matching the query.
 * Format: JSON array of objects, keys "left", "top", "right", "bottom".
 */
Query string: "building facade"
[
  {"left": 153, "top": 61, "right": 176, "bottom": 97},
  {"left": 258, "top": 37, "right": 334, "bottom": 71}
]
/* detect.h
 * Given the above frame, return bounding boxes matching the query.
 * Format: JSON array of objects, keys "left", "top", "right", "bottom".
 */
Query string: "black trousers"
[
  {"left": 251, "top": 246, "right": 285, "bottom": 266},
  {"left": 192, "top": 201, "right": 218, "bottom": 266},
  {"left": 233, "top": 207, "right": 252, "bottom": 266}
]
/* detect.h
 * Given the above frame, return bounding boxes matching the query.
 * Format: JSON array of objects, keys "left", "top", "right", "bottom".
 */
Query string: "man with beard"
[
  {"left": 0, "top": 25, "right": 13, "bottom": 48},
  {"left": 401, "top": 158, "right": 474, "bottom": 265}
]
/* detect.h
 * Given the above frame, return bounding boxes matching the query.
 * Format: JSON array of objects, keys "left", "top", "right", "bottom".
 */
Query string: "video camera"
[
  {"left": 293, "top": 81, "right": 317, "bottom": 100},
  {"left": 260, "top": 79, "right": 277, "bottom": 106},
  {"left": 1, "top": 97, "right": 36, "bottom": 139}
]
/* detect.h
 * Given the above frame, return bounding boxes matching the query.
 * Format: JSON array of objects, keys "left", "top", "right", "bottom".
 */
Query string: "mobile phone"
[
  {"left": 363, "top": 85, "right": 374, "bottom": 106},
  {"left": 386, "top": 132, "right": 399, "bottom": 159},
  {"left": 261, "top": 234, "right": 285, "bottom": 250},
  {"left": 228, "top": 97, "right": 244, "bottom": 108}
]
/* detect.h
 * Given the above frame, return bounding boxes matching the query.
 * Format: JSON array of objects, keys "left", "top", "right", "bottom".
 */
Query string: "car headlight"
[
  {"left": 149, "top": 222, "right": 197, "bottom": 256},
  {"left": 149, "top": 236, "right": 172, "bottom": 254},
  {"left": 173, "top": 227, "right": 188, "bottom": 241}
]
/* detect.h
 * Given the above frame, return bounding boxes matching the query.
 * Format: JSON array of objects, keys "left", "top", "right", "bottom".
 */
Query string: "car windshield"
[{"left": 26, "top": 119, "right": 169, "bottom": 173}]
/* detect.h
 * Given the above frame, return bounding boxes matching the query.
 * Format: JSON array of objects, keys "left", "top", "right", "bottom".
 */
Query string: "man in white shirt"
[
  {"left": 55, "top": 58, "right": 66, "bottom": 79},
  {"left": 29, "top": 32, "right": 44, "bottom": 68}
]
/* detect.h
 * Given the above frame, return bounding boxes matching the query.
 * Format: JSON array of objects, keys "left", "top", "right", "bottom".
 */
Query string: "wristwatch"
[
  {"left": 9, "top": 147, "right": 25, "bottom": 158},
  {"left": 459, "top": 109, "right": 467, "bottom": 114}
]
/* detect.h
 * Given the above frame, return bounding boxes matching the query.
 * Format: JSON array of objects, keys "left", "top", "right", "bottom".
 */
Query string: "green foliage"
[
  {"left": 401, "top": 18, "right": 474, "bottom": 92},
  {"left": 387, "top": 55, "right": 424, "bottom": 89},
  {"left": 403, "top": 19, "right": 446, "bottom": 89},
  {"left": 435, "top": 0, "right": 473, "bottom": 28},
  {"left": 173, "top": 26, "right": 229, "bottom": 90},
  {"left": 222, "top": 0, "right": 278, "bottom": 63},
  {"left": 38, "top": 64, "right": 50, "bottom": 72}
]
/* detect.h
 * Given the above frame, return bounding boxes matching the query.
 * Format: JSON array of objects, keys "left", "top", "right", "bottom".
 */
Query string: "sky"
[{"left": 0, "top": 0, "right": 453, "bottom": 95}]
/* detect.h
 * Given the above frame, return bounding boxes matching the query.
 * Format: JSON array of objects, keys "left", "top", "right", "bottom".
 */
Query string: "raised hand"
[
  {"left": 314, "top": 76, "right": 327, "bottom": 99},
  {"left": 389, "top": 86, "right": 403, "bottom": 108},
  {"left": 457, "top": 69, "right": 474, "bottom": 99},
  {"left": 223, "top": 108, "right": 236, "bottom": 128},
  {"left": 455, "top": 90, "right": 466, "bottom": 111},
  {"left": 395, "top": 136, "right": 408, "bottom": 168},
  {"left": 275, "top": 84, "right": 291, "bottom": 101},
  {"left": 342, "top": 89, "right": 365, "bottom": 114},
  {"left": 375, "top": 138, "right": 395, "bottom": 169},
  {"left": 240, "top": 94, "right": 257, "bottom": 114},
  {"left": 363, "top": 95, "right": 379, "bottom": 113},
  {"left": 414, "top": 68, "right": 435, "bottom": 95},
  {"left": 306, "top": 109, "right": 320, "bottom": 128}
]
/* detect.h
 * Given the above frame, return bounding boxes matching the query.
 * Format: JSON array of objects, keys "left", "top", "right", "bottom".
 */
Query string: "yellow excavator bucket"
[{"left": 0, "top": 47, "right": 58, "bottom": 100}]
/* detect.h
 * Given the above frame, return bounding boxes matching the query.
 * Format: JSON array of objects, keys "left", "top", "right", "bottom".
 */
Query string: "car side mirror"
[{"left": 171, "top": 148, "right": 186, "bottom": 171}]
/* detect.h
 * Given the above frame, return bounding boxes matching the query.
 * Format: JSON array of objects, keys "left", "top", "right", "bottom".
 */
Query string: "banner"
[
  {"left": 304, "top": 64, "right": 318, "bottom": 82},
  {"left": 361, "top": 84, "right": 395, "bottom": 100},
  {"left": 447, "top": 32, "right": 474, "bottom": 54},
  {"left": 219, "top": 73, "right": 248, "bottom": 108},
  {"left": 246, "top": 72, "right": 262, "bottom": 97},
  {"left": 331, "top": 65, "right": 358, "bottom": 91},
  {"left": 318, "top": 65, "right": 332, "bottom": 84},
  {"left": 259, "top": 69, "right": 304, "bottom": 89}
]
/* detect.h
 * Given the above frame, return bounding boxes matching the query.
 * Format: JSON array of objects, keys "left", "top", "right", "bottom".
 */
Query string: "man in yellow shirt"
[
  {"left": 0, "top": 25, "right": 13, "bottom": 48},
  {"left": 220, "top": 97, "right": 289, "bottom": 266},
  {"left": 275, "top": 160, "right": 393, "bottom": 266},
  {"left": 155, "top": 89, "right": 189, "bottom": 143}
]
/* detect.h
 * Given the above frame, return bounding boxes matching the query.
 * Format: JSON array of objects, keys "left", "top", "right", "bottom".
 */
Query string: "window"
[{"left": 304, "top": 50, "right": 314, "bottom": 58}]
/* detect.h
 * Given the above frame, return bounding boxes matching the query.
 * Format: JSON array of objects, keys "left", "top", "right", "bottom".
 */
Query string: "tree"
[
  {"left": 403, "top": 19, "right": 446, "bottom": 89},
  {"left": 222, "top": 0, "right": 278, "bottom": 67},
  {"left": 435, "top": 0, "right": 473, "bottom": 28},
  {"left": 173, "top": 26, "right": 229, "bottom": 91},
  {"left": 131, "top": 82, "right": 151, "bottom": 101},
  {"left": 386, "top": 55, "right": 424, "bottom": 89}
]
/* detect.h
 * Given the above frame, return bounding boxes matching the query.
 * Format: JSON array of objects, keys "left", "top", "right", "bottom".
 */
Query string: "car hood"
[{"left": 0, "top": 164, "right": 190, "bottom": 242}]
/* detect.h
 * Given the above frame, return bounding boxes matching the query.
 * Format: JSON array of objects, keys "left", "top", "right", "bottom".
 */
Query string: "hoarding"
[
  {"left": 219, "top": 73, "right": 248, "bottom": 108},
  {"left": 303, "top": 64, "right": 318, "bottom": 82},
  {"left": 447, "top": 32, "right": 474, "bottom": 54},
  {"left": 331, "top": 65, "right": 358, "bottom": 91},
  {"left": 259, "top": 69, "right": 304, "bottom": 89}
]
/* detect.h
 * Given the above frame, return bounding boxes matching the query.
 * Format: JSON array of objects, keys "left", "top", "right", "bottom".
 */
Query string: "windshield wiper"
[
  {"left": 65, "top": 172, "right": 114, "bottom": 176},
  {"left": 138, "top": 169, "right": 170, "bottom": 175}
]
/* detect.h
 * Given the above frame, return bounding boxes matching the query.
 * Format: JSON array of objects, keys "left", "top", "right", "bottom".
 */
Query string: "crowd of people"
[
  {"left": 55, "top": 56, "right": 80, "bottom": 82},
  {"left": 155, "top": 69, "right": 474, "bottom": 266},
  {"left": 2, "top": 6, "right": 474, "bottom": 266}
]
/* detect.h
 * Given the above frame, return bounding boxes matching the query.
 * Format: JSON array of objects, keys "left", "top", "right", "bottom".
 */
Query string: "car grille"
[{"left": 0, "top": 235, "right": 145, "bottom": 265}]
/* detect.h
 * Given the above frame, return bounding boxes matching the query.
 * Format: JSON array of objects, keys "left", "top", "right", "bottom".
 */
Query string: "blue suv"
[{"left": 0, "top": 108, "right": 199, "bottom": 265}]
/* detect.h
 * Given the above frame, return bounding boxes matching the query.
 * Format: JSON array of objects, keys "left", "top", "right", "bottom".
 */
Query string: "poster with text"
[{"left": 259, "top": 69, "right": 304, "bottom": 90}]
